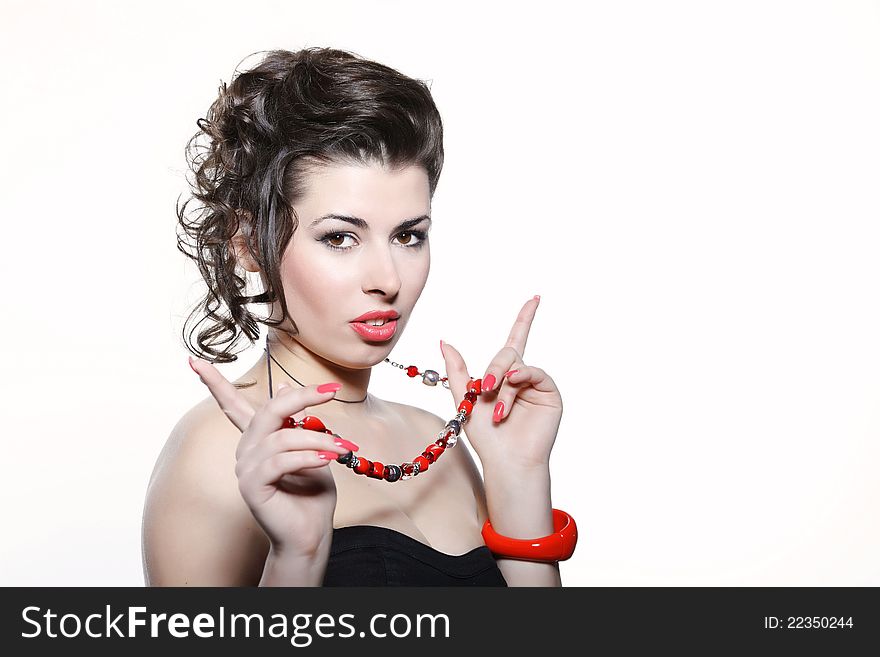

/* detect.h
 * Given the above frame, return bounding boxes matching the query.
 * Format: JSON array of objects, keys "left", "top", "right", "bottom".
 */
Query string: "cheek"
[
  {"left": 280, "top": 248, "right": 348, "bottom": 308},
  {"left": 413, "top": 250, "right": 430, "bottom": 288}
]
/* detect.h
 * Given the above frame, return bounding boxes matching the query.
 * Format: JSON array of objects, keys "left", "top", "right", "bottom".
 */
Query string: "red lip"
[
  {"left": 350, "top": 309, "right": 400, "bottom": 323},
  {"left": 350, "top": 319, "right": 398, "bottom": 341}
]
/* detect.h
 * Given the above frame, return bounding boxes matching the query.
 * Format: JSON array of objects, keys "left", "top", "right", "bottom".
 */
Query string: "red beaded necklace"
[{"left": 267, "top": 337, "right": 482, "bottom": 483}]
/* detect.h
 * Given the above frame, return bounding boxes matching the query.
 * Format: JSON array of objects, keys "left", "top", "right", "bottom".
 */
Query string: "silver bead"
[
  {"left": 348, "top": 455, "right": 360, "bottom": 469},
  {"left": 446, "top": 419, "right": 461, "bottom": 436},
  {"left": 422, "top": 369, "right": 440, "bottom": 386}
]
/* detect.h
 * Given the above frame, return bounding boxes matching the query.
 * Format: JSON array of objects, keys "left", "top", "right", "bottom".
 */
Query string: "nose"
[{"left": 362, "top": 243, "right": 402, "bottom": 299}]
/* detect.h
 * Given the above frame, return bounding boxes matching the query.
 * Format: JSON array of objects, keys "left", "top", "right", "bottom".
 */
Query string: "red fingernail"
[
  {"left": 504, "top": 369, "right": 519, "bottom": 377},
  {"left": 317, "top": 450, "right": 339, "bottom": 460},
  {"left": 334, "top": 437, "right": 360, "bottom": 451},
  {"left": 483, "top": 374, "right": 496, "bottom": 392},
  {"left": 493, "top": 401, "right": 505, "bottom": 422},
  {"left": 317, "top": 382, "right": 342, "bottom": 393}
]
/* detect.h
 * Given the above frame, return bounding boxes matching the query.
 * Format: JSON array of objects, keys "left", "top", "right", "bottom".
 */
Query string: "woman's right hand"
[{"left": 187, "top": 357, "right": 358, "bottom": 559}]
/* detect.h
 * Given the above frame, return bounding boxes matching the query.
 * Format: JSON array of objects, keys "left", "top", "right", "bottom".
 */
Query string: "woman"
[{"left": 142, "top": 47, "right": 574, "bottom": 586}]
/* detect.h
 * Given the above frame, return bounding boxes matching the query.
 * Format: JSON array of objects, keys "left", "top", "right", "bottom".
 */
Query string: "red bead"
[
  {"left": 281, "top": 417, "right": 296, "bottom": 429},
  {"left": 300, "top": 416, "right": 327, "bottom": 432},
  {"left": 406, "top": 366, "right": 419, "bottom": 377},
  {"left": 368, "top": 461, "right": 385, "bottom": 479},
  {"left": 425, "top": 444, "right": 445, "bottom": 461},
  {"left": 470, "top": 378, "right": 482, "bottom": 394},
  {"left": 401, "top": 463, "right": 416, "bottom": 476},
  {"left": 354, "top": 458, "right": 372, "bottom": 475},
  {"left": 414, "top": 455, "right": 430, "bottom": 472},
  {"left": 458, "top": 399, "right": 473, "bottom": 415},
  {"left": 464, "top": 391, "right": 477, "bottom": 403}
]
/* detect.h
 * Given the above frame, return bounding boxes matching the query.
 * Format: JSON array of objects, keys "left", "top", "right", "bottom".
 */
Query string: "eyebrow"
[{"left": 308, "top": 213, "right": 432, "bottom": 231}]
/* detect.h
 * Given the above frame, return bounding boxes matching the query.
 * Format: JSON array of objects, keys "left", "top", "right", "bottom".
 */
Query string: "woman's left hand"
[{"left": 439, "top": 296, "right": 563, "bottom": 471}]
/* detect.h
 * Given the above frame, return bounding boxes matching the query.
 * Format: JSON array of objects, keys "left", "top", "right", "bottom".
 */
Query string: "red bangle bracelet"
[{"left": 481, "top": 508, "right": 578, "bottom": 562}]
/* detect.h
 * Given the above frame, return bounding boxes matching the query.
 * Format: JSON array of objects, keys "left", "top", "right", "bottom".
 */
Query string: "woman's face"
[{"left": 279, "top": 161, "right": 432, "bottom": 368}]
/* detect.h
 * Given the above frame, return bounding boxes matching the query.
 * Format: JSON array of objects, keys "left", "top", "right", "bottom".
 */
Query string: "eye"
[
  {"left": 321, "top": 233, "right": 356, "bottom": 251},
  {"left": 395, "top": 230, "right": 428, "bottom": 248}
]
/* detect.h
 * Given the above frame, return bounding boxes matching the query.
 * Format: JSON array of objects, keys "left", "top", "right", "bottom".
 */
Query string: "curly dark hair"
[{"left": 176, "top": 47, "right": 444, "bottom": 365}]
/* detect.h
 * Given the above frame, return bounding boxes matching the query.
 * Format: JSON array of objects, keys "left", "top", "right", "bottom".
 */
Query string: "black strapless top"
[{"left": 322, "top": 525, "right": 507, "bottom": 586}]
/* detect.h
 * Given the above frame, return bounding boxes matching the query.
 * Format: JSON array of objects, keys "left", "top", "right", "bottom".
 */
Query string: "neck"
[{"left": 266, "top": 329, "right": 376, "bottom": 414}]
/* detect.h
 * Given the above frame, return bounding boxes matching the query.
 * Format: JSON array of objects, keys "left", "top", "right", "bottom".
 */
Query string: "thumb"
[{"left": 439, "top": 340, "right": 470, "bottom": 405}]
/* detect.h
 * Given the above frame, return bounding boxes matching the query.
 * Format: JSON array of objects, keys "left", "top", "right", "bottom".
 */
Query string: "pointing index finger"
[
  {"left": 504, "top": 295, "right": 540, "bottom": 358},
  {"left": 189, "top": 357, "right": 256, "bottom": 433}
]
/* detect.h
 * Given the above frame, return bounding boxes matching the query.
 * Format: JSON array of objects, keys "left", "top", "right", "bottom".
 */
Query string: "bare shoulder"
[
  {"left": 142, "top": 395, "right": 269, "bottom": 586},
  {"left": 147, "top": 396, "right": 239, "bottom": 488},
  {"left": 147, "top": 376, "right": 265, "bottom": 488}
]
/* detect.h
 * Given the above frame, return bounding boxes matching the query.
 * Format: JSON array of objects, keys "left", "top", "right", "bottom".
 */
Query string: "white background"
[{"left": 1, "top": 0, "right": 878, "bottom": 586}]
